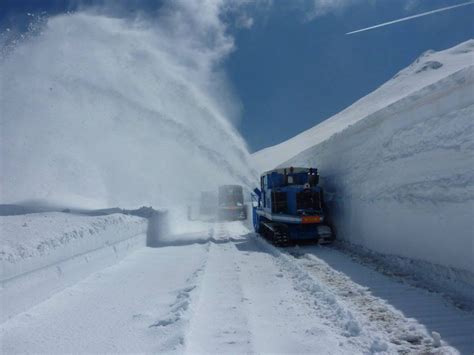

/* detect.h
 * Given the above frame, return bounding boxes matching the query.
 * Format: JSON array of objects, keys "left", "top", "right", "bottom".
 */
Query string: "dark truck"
[{"left": 217, "top": 185, "right": 247, "bottom": 221}]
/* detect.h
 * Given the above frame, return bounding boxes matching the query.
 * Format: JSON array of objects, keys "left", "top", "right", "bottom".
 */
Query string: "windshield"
[{"left": 218, "top": 186, "right": 244, "bottom": 206}]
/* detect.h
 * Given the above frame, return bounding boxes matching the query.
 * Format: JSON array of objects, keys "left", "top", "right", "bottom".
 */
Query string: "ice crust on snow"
[{"left": 252, "top": 40, "right": 474, "bottom": 294}]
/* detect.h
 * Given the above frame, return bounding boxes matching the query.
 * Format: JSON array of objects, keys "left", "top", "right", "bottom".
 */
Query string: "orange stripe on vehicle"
[{"left": 301, "top": 216, "right": 321, "bottom": 224}]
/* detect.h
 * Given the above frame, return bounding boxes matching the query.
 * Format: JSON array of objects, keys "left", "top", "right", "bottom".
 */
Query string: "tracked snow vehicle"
[{"left": 252, "top": 167, "right": 332, "bottom": 245}]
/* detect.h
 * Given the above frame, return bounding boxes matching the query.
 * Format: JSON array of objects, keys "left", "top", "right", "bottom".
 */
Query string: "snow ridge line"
[
  {"left": 284, "top": 65, "right": 473, "bottom": 172},
  {"left": 1, "top": 230, "right": 146, "bottom": 284},
  {"left": 148, "top": 241, "right": 211, "bottom": 352},
  {"left": 358, "top": 66, "right": 474, "bottom": 135},
  {"left": 254, "top": 58, "right": 473, "bottom": 173},
  {"left": 0, "top": 214, "right": 147, "bottom": 265},
  {"left": 1, "top": 232, "right": 146, "bottom": 324},
  {"left": 252, "top": 236, "right": 364, "bottom": 338}
]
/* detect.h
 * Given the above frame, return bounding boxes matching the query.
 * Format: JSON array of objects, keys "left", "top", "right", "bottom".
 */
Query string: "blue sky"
[
  {"left": 227, "top": 0, "right": 473, "bottom": 151},
  {"left": 1, "top": 0, "right": 473, "bottom": 152}
]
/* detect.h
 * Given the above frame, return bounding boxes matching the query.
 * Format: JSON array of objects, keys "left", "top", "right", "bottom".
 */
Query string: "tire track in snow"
[
  {"left": 235, "top": 236, "right": 367, "bottom": 354},
  {"left": 183, "top": 228, "right": 253, "bottom": 353},
  {"left": 136, "top": 242, "right": 212, "bottom": 353}
]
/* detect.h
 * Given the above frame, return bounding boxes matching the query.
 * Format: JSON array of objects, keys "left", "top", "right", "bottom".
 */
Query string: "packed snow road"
[{"left": 1, "top": 222, "right": 472, "bottom": 354}]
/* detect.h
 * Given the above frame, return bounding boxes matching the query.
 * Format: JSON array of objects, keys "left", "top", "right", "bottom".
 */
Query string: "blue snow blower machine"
[{"left": 252, "top": 167, "right": 333, "bottom": 246}]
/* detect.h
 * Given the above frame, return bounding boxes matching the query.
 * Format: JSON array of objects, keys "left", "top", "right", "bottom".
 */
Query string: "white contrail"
[{"left": 347, "top": 1, "right": 474, "bottom": 35}]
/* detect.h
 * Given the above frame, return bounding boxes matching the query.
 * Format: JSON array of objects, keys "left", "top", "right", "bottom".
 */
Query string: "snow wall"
[
  {"left": 281, "top": 66, "right": 474, "bottom": 298},
  {"left": 0, "top": 9, "right": 258, "bottom": 226},
  {"left": 0, "top": 213, "right": 148, "bottom": 322}
]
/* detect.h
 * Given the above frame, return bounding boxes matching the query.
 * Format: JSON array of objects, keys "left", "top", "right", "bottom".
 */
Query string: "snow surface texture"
[
  {"left": 289, "top": 243, "right": 474, "bottom": 354},
  {"left": 253, "top": 40, "right": 474, "bottom": 300},
  {"left": 2, "top": 222, "right": 470, "bottom": 354},
  {"left": 0, "top": 212, "right": 147, "bottom": 322},
  {"left": 0, "top": 10, "right": 258, "bottom": 212},
  {"left": 335, "top": 240, "right": 474, "bottom": 308}
]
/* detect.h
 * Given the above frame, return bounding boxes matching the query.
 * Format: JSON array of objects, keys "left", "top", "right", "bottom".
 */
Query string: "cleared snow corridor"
[{"left": 1, "top": 221, "right": 472, "bottom": 354}]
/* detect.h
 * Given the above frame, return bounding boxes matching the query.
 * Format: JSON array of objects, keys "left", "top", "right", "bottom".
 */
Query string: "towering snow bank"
[
  {"left": 0, "top": 212, "right": 147, "bottom": 321},
  {"left": 252, "top": 40, "right": 474, "bottom": 297},
  {"left": 253, "top": 40, "right": 474, "bottom": 173}
]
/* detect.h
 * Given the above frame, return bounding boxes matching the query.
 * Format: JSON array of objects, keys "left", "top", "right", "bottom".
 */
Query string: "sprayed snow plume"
[{"left": 0, "top": 6, "right": 257, "bottom": 210}]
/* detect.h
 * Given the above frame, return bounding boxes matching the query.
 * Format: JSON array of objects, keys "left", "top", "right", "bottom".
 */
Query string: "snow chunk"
[
  {"left": 370, "top": 337, "right": 388, "bottom": 353},
  {"left": 432, "top": 331, "right": 442, "bottom": 348}
]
